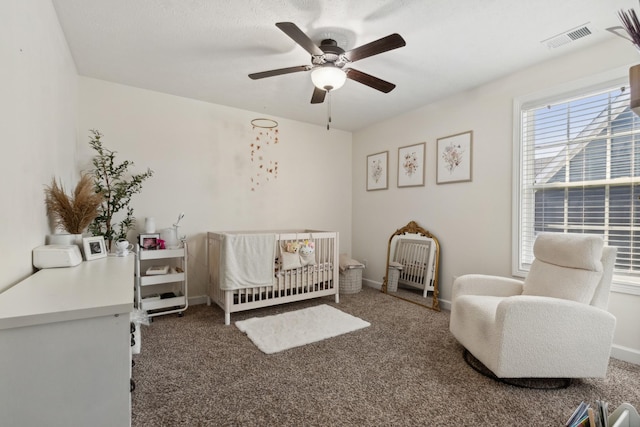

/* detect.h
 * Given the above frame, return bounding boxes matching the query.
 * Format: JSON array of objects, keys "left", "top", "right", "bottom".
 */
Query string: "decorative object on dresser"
[
  {"left": 44, "top": 173, "right": 103, "bottom": 250},
  {"left": 82, "top": 235, "right": 108, "bottom": 261},
  {"left": 87, "top": 129, "right": 154, "bottom": 251},
  {"left": 114, "top": 239, "right": 134, "bottom": 256},
  {"left": 207, "top": 230, "right": 339, "bottom": 325}
]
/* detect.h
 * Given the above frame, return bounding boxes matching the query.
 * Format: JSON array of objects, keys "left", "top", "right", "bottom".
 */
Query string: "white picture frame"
[
  {"left": 82, "top": 236, "right": 107, "bottom": 261},
  {"left": 398, "top": 142, "right": 425, "bottom": 188},
  {"left": 366, "top": 151, "right": 388, "bottom": 191},
  {"left": 437, "top": 131, "right": 473, "bottom": 184},
  {"left": 139, "top": 233, "right": 161, "bottom": 250}
]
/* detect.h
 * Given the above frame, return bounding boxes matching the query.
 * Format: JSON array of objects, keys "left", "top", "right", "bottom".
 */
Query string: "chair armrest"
[
  {"left": 452, "top": 274, "right": 524, "bottom": 300},
  {"left": 492, "top": 295, "right": 616, "bottom": 377},
  {"left": 496, "top": 295, "right": 616, "bottom": 341}
]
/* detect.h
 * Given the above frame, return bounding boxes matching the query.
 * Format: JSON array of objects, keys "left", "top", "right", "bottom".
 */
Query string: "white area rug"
[{"left": 235, "top": 304, "right": 370, "bottom": 354}]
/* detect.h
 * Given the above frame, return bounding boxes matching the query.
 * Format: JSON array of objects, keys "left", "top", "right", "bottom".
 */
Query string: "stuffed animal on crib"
[
  {"left": 285, "top": 241, "right": 300, "bottom": 253},
  {"left": 299, "top": 240, "right": 315, "bottom": 256}
]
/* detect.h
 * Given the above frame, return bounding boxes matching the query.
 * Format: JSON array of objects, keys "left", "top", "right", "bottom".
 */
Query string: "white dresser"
[{"left": 0, "top": 255, "right": 134, "bottom": 427}]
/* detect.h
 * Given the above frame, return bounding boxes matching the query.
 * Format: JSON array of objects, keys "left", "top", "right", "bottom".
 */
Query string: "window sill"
[{"left": 612, "top": 280, "right": 640, "bottom": 296}]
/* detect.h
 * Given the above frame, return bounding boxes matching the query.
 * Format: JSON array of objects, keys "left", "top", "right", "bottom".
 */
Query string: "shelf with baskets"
[{"left": 135, "top": 243, "right": 188, "bottom": 318}]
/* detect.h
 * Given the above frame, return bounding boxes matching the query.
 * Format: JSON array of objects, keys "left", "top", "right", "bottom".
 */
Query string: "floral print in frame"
[
  {"left": 436, "top": 131, "right": 472, "bottom": 184},
  {"left": 397, "top": 142, "right": 425, "bottom": 187},
  {"left": 366, "top": 151, "right": 388, "bottom": 191}
]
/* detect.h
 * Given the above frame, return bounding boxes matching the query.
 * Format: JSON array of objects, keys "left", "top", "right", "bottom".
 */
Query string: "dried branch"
[
  {"left": 45, "top": 174, "right": 104, "bottom": 234},
  {"left": 619, "top": 6, "right": 640, "bottom": 48}
]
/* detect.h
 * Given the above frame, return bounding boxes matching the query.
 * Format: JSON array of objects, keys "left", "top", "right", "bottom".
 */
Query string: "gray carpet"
[{"left": 131, "top": 286, "right": 640, "bottom": 426}]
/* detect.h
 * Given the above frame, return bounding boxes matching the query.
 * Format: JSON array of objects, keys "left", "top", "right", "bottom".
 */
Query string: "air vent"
[{"left": 542, "top": 23, "right": 594, "bottom": 49}]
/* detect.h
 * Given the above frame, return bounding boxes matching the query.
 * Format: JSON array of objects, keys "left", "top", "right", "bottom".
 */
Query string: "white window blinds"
[{"left": 517, "top": 82, "right": 640, "bottom": 283}]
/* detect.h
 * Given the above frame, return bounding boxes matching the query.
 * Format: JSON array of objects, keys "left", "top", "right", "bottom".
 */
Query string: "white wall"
[
  {"left": 78, "top": 77, "right": 352, "bottom": 298},
  {"left": 0, "top": 0, "right": 78, "bottom": 292},
  {"left": 352, "top": 38, "right": 640, "bottom": 363}
]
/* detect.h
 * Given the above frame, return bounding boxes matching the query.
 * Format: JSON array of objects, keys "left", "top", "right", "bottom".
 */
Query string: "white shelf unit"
[
  {"left": 610, "top": 403, "right": 640, "bottom": 427},
  {"left": 135, "top": 243, "right": 188, "bottom": 318}
]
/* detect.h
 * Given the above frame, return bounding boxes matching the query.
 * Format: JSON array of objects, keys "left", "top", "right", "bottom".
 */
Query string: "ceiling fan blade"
[
  {"left": 346, "top": 68, "right": 396, "bottom": 93},
  {"left": 344, "top": 33, "right": 406, "bottom": 63},
  {"left": 249, "top": 65, "right": 311, "bottom": 80},
  {"left": 310, "top": 87, "right": 326, "bottom": 104},
  {"left": 275, "top": 22, "right": 324, "bottom": 56}
]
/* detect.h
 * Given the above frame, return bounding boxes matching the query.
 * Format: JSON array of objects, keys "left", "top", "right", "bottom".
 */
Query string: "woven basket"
[
  {"left": 339, "top": 268, "right": 363, "bottom": 294},
  {"left": 387, "top": 267, "right": 400, "bottom": 292}
]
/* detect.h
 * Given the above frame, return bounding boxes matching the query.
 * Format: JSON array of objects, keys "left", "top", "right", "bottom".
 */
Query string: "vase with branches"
[
  {"left": 44, "top": 173, "right": 104, "bottom": 235},
  {"left": 619, "top": 4, "right": 640, "bottom": 51},
  {"left": 87, "top": 129, "right": 154, "bottom": 251}
]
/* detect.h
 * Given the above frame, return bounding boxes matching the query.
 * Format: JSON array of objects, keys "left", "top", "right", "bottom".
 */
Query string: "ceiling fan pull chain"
[{"left": 327, "top": 90, "right": 332, "bottom": 131}]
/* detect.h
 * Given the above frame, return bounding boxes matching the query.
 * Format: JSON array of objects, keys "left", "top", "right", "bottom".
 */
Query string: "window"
[{"left": 514, "top": 74, "right": 640, "bottom": 294}]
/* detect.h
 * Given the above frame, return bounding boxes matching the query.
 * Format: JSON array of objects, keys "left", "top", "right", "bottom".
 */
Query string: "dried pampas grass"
[
  {"left": 620, "top": 5, "right": 640, "bottom": 49},
  {"left": 45, "top": 174, "right": 104, "bottom": 234}
]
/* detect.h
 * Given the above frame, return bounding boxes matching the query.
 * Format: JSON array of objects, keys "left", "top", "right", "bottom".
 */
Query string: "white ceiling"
[{"left": 52, "top": 0, "right": 637, "bottom": 132}]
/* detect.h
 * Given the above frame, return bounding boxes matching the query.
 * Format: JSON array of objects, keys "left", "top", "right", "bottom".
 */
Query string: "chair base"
[{"left": 462, "top": 349, "right": 572, "bottom": 390}]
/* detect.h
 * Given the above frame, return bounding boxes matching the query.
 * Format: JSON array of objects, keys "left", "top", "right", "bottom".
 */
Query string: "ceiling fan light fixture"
[{"left": 311, "top": 65, "right": 346, "bottom": 91}]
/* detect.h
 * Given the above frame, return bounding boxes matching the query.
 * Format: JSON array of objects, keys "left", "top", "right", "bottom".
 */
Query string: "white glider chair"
[{"left": 450, "top": 233, "right": 617, "bottom": 379}]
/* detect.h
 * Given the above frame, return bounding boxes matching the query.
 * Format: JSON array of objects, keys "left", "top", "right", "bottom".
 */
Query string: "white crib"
[{"left": 207, "top": 230, "right": 339, "bottom": 325}]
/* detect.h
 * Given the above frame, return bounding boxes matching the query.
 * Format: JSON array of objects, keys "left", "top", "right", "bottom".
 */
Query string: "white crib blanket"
[{"left": 220, "top": 233, "right": 276, "bottom": 290}]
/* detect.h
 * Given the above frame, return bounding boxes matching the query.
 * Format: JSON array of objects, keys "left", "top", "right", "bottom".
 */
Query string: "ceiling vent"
[{"left": 542, "top": 23, "right": 594, "bottom": 49}]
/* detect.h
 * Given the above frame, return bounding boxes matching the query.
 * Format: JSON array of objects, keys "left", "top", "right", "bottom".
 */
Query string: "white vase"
[
  {"left": 145, "top": 217, "right": 156, "bottom": 233},
  {"left": 47, "top": 233, "right": 83, "bottom": 246},
  {"left": 47, "top": 233, "right": 84, "bottom": 256},
  {"left": 160, "top": 228, "right": 179, "bottom": 249}
]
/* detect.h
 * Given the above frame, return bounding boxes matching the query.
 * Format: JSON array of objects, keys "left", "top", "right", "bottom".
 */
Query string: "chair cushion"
[
  {"left": 522, "top": 233, "right": 604, "bottom": 304},
  {"left": 532, "top": 232, "right": 603, "bottom": 271},
  {"left": 523, "top": 260, "right": 602, "bottom": 303}
]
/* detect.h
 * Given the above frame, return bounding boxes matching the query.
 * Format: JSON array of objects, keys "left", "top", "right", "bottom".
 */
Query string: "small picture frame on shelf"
[
  {"left": 82, "top": 236, "right": 107, "bottom": 261},
  {"left": 139, "top": 233, "right": 161, "bottom": 250}
]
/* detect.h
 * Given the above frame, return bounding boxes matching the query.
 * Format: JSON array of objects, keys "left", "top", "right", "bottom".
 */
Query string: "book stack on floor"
[
  {"left": 566, "top": 401, "right": 640, "bottom": 427},
  {"left": 565, "top": 401, "right": 608, "bottom": 427}
]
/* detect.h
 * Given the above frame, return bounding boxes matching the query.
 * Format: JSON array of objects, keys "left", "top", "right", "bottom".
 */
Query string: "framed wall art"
[
  {"left": 397, "top": 142, "right": 425, "bottom": 188},
  {"left": 437, "top": 131, "right": 473, "bottom": 184},
  {"left": 366, "top": 151, "right": 388, "bottom": 191},
  {"left": 82, "top": 236, "right": 107, "bottom": 261}
]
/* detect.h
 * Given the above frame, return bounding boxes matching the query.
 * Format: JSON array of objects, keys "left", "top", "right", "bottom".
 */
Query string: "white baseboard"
[
  {"left": 189, "top": 295, "right": 208, "bottom": 306},
  {"left": 611, "top": 344, "right": 640, "bottom": 365},
  {"left": 362, "top": 278, "right": 381, "bottom": 290},
  {"left": 362, "top": 278, "right": 451, "bottom": 310},
  {"left": 189, "top": 285, "right": 639, "bottom": 365}
]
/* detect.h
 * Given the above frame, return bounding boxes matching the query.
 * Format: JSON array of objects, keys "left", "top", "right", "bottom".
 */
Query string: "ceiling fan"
[{"left": 249, "top": 22, "right": 406, "bottom": 104}]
